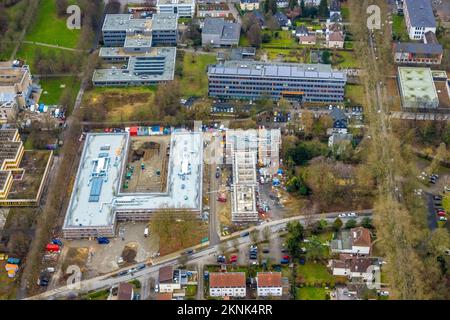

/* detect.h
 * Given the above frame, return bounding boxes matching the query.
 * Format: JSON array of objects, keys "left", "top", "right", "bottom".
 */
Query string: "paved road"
[
  {"left": 26, "top": 209, "right": 372, "bottom": 300},
  {"left": 208, "top": 136, "right": 221, "bottom": 246}
]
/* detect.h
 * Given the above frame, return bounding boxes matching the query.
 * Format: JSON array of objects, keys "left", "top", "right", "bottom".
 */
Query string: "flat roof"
[
  {"left": 398, "top": 67, "right": 439, "bottom": 107},
  {"left": 64, "top": 131, "right": 203, "bottom": 229},
  {"left": 0, "top": 65, "right": 29, "bottom": 87},
  {"left": 152, "top": 13, "right": 178, "bottom": 30},
  {"left": 208, "top": 61, "right": 346, "bottom": 80},
  {"left": 102, "top": 13, "right": 177, "bottom": 32},
  {"left": 124, "top": 34, "right": 153, "bottom": 48},
  {"left": 93, "top": 47, "right": 176, "bottom": 83},
  {"left": 158, "top": 0, "right": 194, "bottom": 5}
]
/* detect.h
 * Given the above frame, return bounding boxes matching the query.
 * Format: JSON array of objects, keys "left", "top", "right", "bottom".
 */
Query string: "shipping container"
[
  {"left": 6, "top": 257, "right": 20, "bottom": 265},
  {"left": 129, "top": 127, "right": 138, "bottom": 136}
]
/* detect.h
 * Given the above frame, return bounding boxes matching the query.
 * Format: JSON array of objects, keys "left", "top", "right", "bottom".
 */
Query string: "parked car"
[
  {"left": 338, "top": 213, "right": 347, "bottom": 218},
  {"left": 184, "top": 249, "right": 194, "bottom": 255},
  {"left": 262, "top": 247, "right": 270, "bottom": 254},
  {"left": 348, "top": 212, "right": 357, "bottom": 217},
  {"left": 217, "top": 255, "right": 226, "bottom": 263},
  {"left": 215, "top": 167, "right": 221, "bottom": 179},
  {"left": 97, "top": 237, "right": 110, "bottom": 244},
  {"left": 240, "top": 231, "right": 250, "bottom": 237},
  {"left": 439, "top": 217, "right": 448, "bottom": 221},
  {"left": 433, "top": 195, "right": 442, "bottom": 201},
  {"left": 379, "top": 291, "right": 390, "bottom": 296},
  {"left": 437, "top": 211, "right": 446, "bottom": 217},
  {"left": 136, "top": 263, "right": 146, "bottom": 271},
  {"left": 229, "top": 255, "right": 237, "bottom": 263}
]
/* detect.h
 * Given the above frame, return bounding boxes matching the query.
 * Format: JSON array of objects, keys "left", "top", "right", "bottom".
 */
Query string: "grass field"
[
  {"left": 296, "top": 262, "right": 334, "bottom": 284},
  {"left": 296, "top": 287, "right": 327, "bottom": 300},
  {"left": 333, "top": 51, "right": 360, "bottom": 68},
  {"left": 16, "top": 43, "right": 80, "bottom": 71},
  {"left": 25, "top": 0, "right": 81, "bottom": 47},
  {"left": 39, "top": 76, "right": 80, "bottom": 105},
  {"left": 392, "top": 15, "right": 409, "bottom": 41},
  {"left": 179, "top": 52, "right": 216, "bottom": 97},
  {"left": 262, "top": 48, "right": 308, "bottom": 63},
  {"left": 262, "top": 30, "right": 299, "bottom": 49},
  {"left": 345, "top": 85, "right": 365, "bottom": 106}
]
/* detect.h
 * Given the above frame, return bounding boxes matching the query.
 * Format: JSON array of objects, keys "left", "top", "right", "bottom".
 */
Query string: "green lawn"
[
  {"left": 296, "top": 262, "right": 334, "bottom": 284},
  {"left": 262, "top": 48, "right": 308, "bottom": 63},
  {"left": 443, "top": 195, "right": 450, "bottom": 213},
  {"left": 315, "top": 231, "right": 334, "bottom": 243},
  {"left": 239, "top": 34, "right": 250, "bottom": 46},
  {"left": 262, "top": 30, "right": 299, "bottom": 49},
  {"left": 16, "top": 43, "right": 80, "bottom": 71},
  {"left": 345, "top": 85, "right": 365, "bottom": 106},
  {"left": 392, "top": 15, "right": 409, "bottom": 41},
  {"left": 39, "top": 76, "right": 80, "bottom": 105},
  {"left": 333, "top": 51, "right": 360, "bottom": 68},
  {"left": 185, "top": 285, "right": 197, "bottom": 297},
  {"left": 179, "top": 52, "right": 216, "bottom": 97},
  {"left": 25, "top": 0, "right": 81, "bottom": 47},
  {"left": 296, "top": 287, "right": 327, "bottom": 300},
  {"left": 341, "top": 7, "right": 350, "bottom": 21}
]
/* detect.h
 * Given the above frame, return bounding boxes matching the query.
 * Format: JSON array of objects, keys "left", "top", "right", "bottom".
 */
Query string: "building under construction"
[
  {"left": 226, "top": 128, "right": 281, "bottom": 222},
  {"left": 63, "top": 130, "right": 203, "bottom": 239}
]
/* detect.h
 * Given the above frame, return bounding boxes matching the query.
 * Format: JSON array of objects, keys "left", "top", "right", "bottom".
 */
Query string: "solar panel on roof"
[
  {"left": 265, "top": 66, "right": 277, "bottom": 76},
  {"left": 238, "top": 68, "right": 251, "bottom": 75},
  {"left": 89, "top": 177, "right": 103, "bottom": 202},
  {"left": 305, "top": 71, "right": 318, "bottom": 78},
  {"left": 278, "top": 66, "right": 291, "bottom": 76},
  {"left": 318, "top": 72, "right": 331, "bottom": 78}
]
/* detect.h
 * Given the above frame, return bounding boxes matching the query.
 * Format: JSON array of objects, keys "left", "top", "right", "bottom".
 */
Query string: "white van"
[{"left": 144, "top": 227, "right": 149, "bottom": 237}]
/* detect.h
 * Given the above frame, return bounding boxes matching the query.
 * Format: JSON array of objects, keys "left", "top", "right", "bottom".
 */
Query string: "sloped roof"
[
  {"left": 404, "top": 0, "right": 436, "bottom": 28},
  {"left": 257, "top": 272, "right": 282, "bottom": 287},
  {"left": 395, "top": 42, "right": 443, "bottom": 55},
  {"left": 210, "top": 272, "right": 246, "bottom": 288},
  {"left": 351, "top": 227, "right": 372, "bottom": 248}
]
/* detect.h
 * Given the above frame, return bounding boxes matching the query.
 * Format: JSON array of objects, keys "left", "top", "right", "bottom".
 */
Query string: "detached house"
[
  {"left": 327, "top": 31, "right": 344, "bottom": 48},
  {"left": 256, "top": 272, "right": 282, "bottom": 297},
  {"left": 331, "top": 227, "right": 372, "bottom": 255},
  {"left": 329, "top": 254, "right": 380, "bottom": 282},
  {"left": 209, "top": 272, "right": 246, "bottom": 298}
]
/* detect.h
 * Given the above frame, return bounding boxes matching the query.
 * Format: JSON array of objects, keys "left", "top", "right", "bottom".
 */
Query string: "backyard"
[
  {"left": 296, "top": 287, "right": 328, "bottom": 300},
  {"left": 296, "top": 262, "right": 335, "bottom": 286},
  {"left": 345, "top": 84, "right": 365, "bottom": 106},
  {"left": 392, "top": 14, "right": 409, "bottom": 41}
]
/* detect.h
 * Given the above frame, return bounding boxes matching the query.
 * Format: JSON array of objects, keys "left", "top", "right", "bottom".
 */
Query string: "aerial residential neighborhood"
[{"left": 0, "top": 0, "right": 449, "bottom": 308}]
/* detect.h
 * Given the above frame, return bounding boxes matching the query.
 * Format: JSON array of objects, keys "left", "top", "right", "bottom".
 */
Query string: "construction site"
[
  {"left": 121, "top": 136, "right": 170, "bottom": 193},
  {"left": 63, "top": 130, "right": 204, "bottom": 239},
  {"left": 225, "top": 128, "right": 281, "bottom": 223}
]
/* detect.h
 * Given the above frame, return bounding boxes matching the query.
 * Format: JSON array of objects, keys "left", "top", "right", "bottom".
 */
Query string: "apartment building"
[
  {"left": 0, "top": 129, "right": 23, "bottom": 200},
  {"left": 209, "top": 272, "right": 246, "bottom": 298},
  {"left": 257, "top": 272, "right": 283, "bottom": 297},
  {"left": 403, "top": 0, "right": 436, "bottom": 40},
  {"left": 208, "top": 61, "right": 347, "bottom": 102},
  {"left": 157, "top": 0, "right": 196, "bottom": 17},
  {"left": 0, "top": 63, "right": 33, "bottom": 109}
]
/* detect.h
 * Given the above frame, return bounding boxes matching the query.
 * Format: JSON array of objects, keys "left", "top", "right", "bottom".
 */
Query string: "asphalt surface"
[{"left": 26, "top": 209, "right": 372, "bottom": 300}]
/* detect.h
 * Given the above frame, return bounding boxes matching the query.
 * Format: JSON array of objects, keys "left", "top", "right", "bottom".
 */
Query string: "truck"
[
  {"left": 97, "top": 237, "right": 110, "bottom": 244},
  {"left": 46, "top": 244, "right": 60, "bottom": 253},
  {"left": 144, "top": 227, "right": 149, "bottom": 237}
]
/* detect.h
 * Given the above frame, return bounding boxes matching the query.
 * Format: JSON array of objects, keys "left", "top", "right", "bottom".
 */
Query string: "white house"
[
  {"left": 330, "top": 227, "right": 372, "bottom": 255},
  {"left": 403, "top": 0, "right": 436, "bottom": 40},
  {"left": 209, "top": 272, "right": 246, "bottom": 298},
  {"left": 256, "top": 272, "right": 283, "bottom": 297},
  {"left": 329, "top": 254, "right": 380, "bottom": 282}
]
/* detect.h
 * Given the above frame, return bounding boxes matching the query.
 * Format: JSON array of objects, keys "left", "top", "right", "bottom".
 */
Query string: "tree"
[
  {"left": 318, "top": 0, "right": 329, "bottom": 18},
  {"left": 322, "top": 50, "right": 331, "bottom": 64},
  {"left": 242, "top": 12, "right": 259, "bottom": 32},
  {"left": 263, "top": 0, "right": 277, "bottom": 14},
  {"left": 263, "top": 226, "right": 271, "bottom": 242},
  {"left": 305, "top": 237, "right": 329, "bottom": 262},
  {"left": 286, "top": 221, "right": 305, "bottom": 258},
  {"left": 301, "top": 110, "right": 314, "bottom": 137},
  {"left": 250, "top": 230, "right": 259, "bottom": 244},
  {"left": 427, "top": 142, "right": 447, "bottom": 175},
  {"left": 345, "top": 218, "right": 357, "bottom": 229},
  {"left": 265, "top": 12, "right": 279, "bottom": 31},
  {"left": 332, "top": 218, "right": 343, "bottom": 231},
  {"left": 105, "top": 0, "right": 121, "bottom": 14},
  {"left": 56, "top": 0, "right": 68, "bottom": 17},
  {"left": 300, "top": 0, "right": 306, "bottom": 16},
  {"left": 288, "top": 0, "right": 297, "bottom": 10},
  {"left": 247, "top": 24, "right": 262, "bottom": 48},
  {"left": 361, "top": 217, "right": 373, "bottom": 229}
]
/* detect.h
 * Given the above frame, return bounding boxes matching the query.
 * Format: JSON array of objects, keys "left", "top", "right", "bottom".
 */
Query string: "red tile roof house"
[
  {"left": 209, "top": 272, "right": 246, "bottom": 298},
  {"left": 299, "top": 34, "right": 317, "bottom": 45},
  {"left": 256, "top": 272, "right": 282, "bottom": 297},
  {"left": 117, "top": 282, "right": 133, "bottom": 300},
  {"left": 327, "top": 31, "right": 345, "bottom": 49}
]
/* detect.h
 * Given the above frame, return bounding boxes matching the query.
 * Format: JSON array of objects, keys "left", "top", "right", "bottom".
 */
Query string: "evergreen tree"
[{"left": 318, "top": 0, "right": 329, "bottom": 18}]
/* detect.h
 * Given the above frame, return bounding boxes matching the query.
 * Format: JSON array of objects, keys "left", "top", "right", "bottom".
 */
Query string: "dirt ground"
[
  {"left": 58, "top": 222, "right": 159, "bottom": 276},
  {"left": 122, "top": 136, "right": 170, "bottom": 193},
  {"left": 385, "top": 77, "right": 402, "bottom": 111},
  {"left": 436, "top": 81, "right": 450, "bottom": 109}
]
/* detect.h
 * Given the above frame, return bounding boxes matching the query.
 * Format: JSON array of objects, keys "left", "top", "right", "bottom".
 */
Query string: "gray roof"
[
  {"left": 102, "top": 13, "right": 177, "bottom": 32},
  {"left": 395, "top": 42, "right": 443, "bottom": 55},
  {"left": 404, "top": 0, "right": 436, "bottom": 28},
  {"left": 203, "top": 18, "right": 241, "bottom": 41},
  {"left": 152, "top": 13, "right": 178, "bottom": 30},
  {"left": 296, "top": 25, "right": 309, "bottom": 34},
  {"left": 209, "top": 60, "right": 346, "bottom": 81}
]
